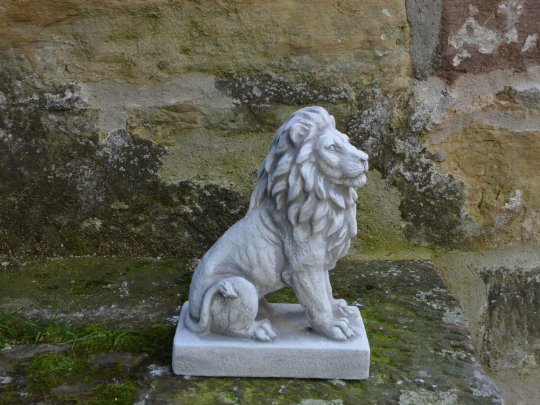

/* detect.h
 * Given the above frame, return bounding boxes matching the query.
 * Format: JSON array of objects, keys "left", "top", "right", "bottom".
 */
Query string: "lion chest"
[
  {"left": 322, "top": 205, "right": 356, "bottom": 268},
  {"left": 234, "top": 237, "right": 286, "bottom": 289}
]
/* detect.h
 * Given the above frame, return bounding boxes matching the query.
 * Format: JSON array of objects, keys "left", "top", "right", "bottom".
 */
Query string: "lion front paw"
[
  {"left": 317, "top": 318, "right": 355, "bottom": 341},
  {"left": 332, "top": 299, "right": 355, "bottom": 317}
]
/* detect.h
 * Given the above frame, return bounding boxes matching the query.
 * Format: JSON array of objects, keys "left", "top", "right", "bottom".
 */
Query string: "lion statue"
[{"left": 185, "top": 106, "right": 369, "bottom": 341}]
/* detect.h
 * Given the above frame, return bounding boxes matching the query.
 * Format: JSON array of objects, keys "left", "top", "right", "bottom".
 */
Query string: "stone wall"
[
  {"left": 1, "top": 1, "right": 540, "bottom": 403},
  {"left": 2, "top": 0, "right": 539, "bottom": 260},
  {"left": 1, "top": 0, "right": 414, "bottom": 258}
]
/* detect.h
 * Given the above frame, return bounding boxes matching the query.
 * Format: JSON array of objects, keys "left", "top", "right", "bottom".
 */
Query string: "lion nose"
[
  {"left": 356, "top": 150, "right": 368, "bottom": 162},
  {"left": 355, "top": 150, "right": 369, "bottom": 172},
  {"left": 355, "top": 149, "right": 368, "bottom": 164}
]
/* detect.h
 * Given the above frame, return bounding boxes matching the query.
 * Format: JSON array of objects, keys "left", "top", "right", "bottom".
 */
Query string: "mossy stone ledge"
[{"left": 1, "top": 257, "right": 502, "bottom": 404}]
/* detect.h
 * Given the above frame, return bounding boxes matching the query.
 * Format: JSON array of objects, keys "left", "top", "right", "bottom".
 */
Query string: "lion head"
[{"left": 249, "top": 107, "right": 369, "bottom": 269}]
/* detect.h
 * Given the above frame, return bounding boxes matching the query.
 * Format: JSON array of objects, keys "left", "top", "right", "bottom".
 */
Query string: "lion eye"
[{"left": 328, "top": 144, "right": 336, "bottom": 152}]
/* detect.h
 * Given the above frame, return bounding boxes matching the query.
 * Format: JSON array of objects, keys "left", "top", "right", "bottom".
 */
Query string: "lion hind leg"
[
  {"left": 185, "top": 279, "right": 241, "bottom": 334},
  {"left": 253, "top": 319, "right": 277, "bottom": 342},
  {"left": 210, "top": 277, "right": 276, "bottom": 341}
]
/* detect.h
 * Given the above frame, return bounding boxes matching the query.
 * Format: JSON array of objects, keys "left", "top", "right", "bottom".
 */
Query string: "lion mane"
[{"left": 248, "top": 107, "right": 358, "bottom": 270}]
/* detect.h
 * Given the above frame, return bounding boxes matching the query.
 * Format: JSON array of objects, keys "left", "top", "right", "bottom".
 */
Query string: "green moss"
[
  {"left": 90, "top": 382, "right": 138, "bottom": 405},
  {"left": 133, "top": 259, "right": 153, "bottom": 268},
  {"left": 0, "top": 384, "right": 20, "bottom": 405},
  {"left": 27, "top": 352, "right": 75, "bottom": 390},
  {"left": 0, "top": 256, "right": 193, "bottom": 322},
  {"left": 176, "top": 273, "right": 193, "bottom": 285},
  {"left": 159, "top": 376, "right": 345, "bottom": 405},
  {"left": 265, "top": 286, "right": 298, "bottom": 303},
  {"left": 4, "top": 322, "right": 170, "bottom": 402},
  {"left": 86, "top": 363, "right": 126, "bottom": 383},
  {"left": 66, "top": 229, "right": 94, "bottom": 257},
  {"left": 71, "top": 279, "right": 113, "bottom": 295}
]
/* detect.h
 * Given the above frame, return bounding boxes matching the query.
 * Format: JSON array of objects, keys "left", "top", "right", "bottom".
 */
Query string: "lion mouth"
[
  {"left": 351, "top": 173, "right": 367, "bottom": 187},
  {"left": 339, "top": 172, "right": 366, "bottom": 188},
  {"left": 344, "top": 167, "right": 365, "bottom": 178},
  {"left": 343, "top": 161, "right": 367, "bottom": 178}
]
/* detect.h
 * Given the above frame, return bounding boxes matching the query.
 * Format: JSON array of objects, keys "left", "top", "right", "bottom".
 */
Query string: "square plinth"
[{"left": 172, "top": 302, "right": 370, "bottom": 379}]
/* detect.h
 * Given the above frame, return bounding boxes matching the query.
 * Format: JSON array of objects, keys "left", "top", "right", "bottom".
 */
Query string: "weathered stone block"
[
  {"left": 480, "top": 266, "right": 540, "bottom": 371},
  {"left": 406, "top": 0, "right": 442, "bottom": 79}
]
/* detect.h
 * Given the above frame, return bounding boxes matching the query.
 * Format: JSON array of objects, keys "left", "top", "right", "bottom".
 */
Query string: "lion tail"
[{"left": 184, "top": 279, "right": 239, "bottom": 334}]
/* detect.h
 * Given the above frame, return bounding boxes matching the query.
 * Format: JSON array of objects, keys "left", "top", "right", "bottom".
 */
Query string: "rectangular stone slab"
[{"left": 172, "top": 302, "right": 370, "bottom": 379}]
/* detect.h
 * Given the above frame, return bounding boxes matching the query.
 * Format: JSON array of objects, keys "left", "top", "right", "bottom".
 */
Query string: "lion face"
[{"left": 314, "top": 127, "right": 369, "bottom": 188}]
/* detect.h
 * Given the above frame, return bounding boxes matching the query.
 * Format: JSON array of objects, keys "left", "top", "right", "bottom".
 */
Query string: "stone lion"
[{"left": 185, "top": 106, "right": 369, "bottom": 341}]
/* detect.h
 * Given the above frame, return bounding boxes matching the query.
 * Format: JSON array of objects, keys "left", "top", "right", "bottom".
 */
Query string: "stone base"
[{"left": 172, "top": 302, "right": 370, "bottom": 379}]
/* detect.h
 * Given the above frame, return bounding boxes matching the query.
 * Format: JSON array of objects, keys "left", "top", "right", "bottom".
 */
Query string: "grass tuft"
[
  {"left": 0, "top": 296, "right": 75, "bottom": 346},
  {"left": 0, "top": 296, "right": 171, "bottom": 354},
  {"left": 0, "top": 312, "right": 18, "bottom": 346},
  {"left": 24, "top": 298, "right": 75, "bottom": 345}
]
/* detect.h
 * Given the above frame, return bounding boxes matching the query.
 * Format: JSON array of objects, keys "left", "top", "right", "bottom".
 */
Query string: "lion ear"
[{"left": 289, "top": 123, "right": 310, "bottom": 146}]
